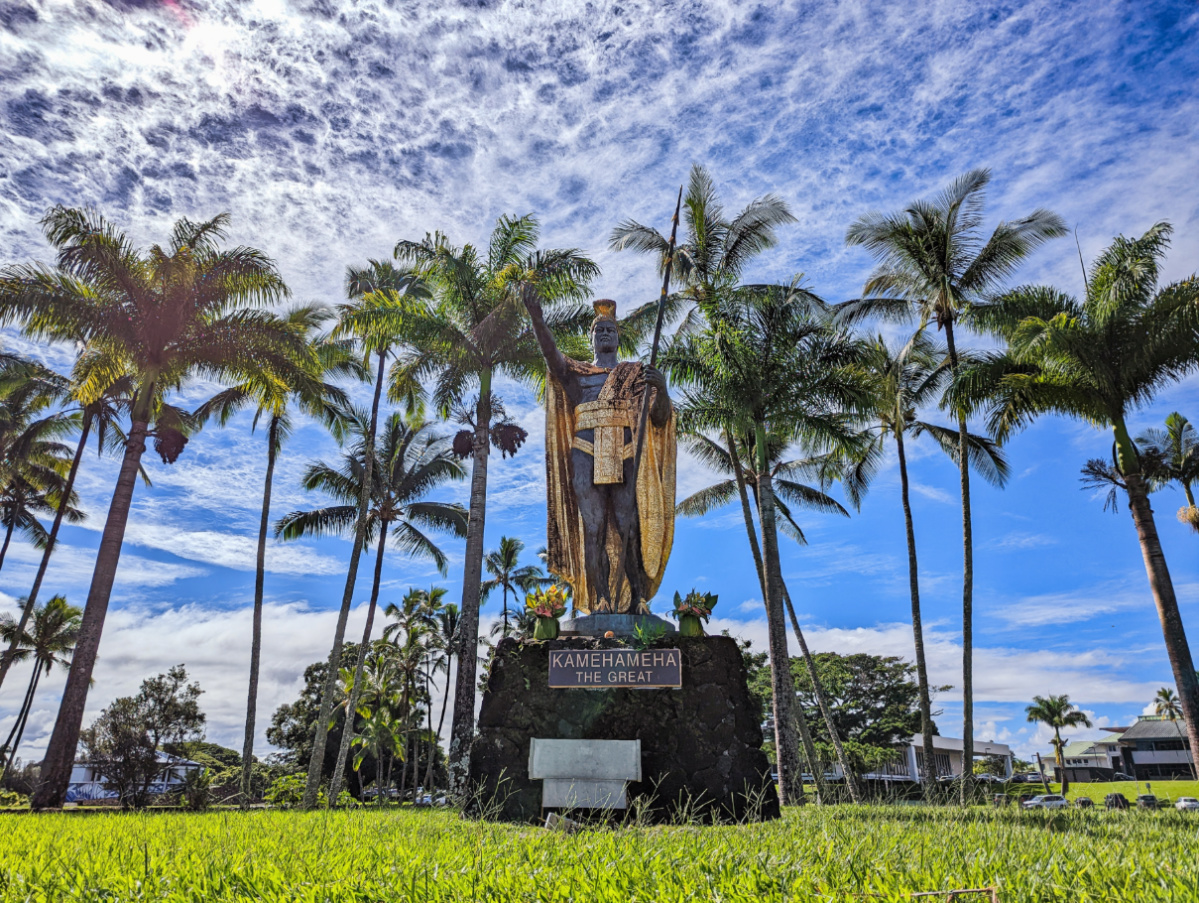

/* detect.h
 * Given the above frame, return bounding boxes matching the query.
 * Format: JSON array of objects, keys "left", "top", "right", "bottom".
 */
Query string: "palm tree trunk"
[
  {"left": 895, "top": 427, "right": 938, "bottom": 789},
  {"left": 240, "top": 419, "right": 278, "bottom": 807},
  {"left": 753, "top": 423, "right": 805, "bottom": 806},
  {"left": 31, "top": 418, "right": 150, "bottom": 810},
  {"left": 428, "top": 657, "right": 452, "bottom": 791},
  {"left": 303, "top": 350, "right": 387, "bottom": 809},
  {"left": 1055, "top": 728, "right": 1069, "bottom": 795},
  {"left": 422, "top": 660, "right": 434, "bottom": 791},
  {"left": 0, "top": 521, "right": 13, "bottom": 574},
  {"left": 448, "top": 371, "right": 492, "bottom": 794},
  {"left": 0, "top": 419, "right": 90, "bottom": 692},
  {"left": 502, "top": 585, "right": 509, "bottom": 638},
  {"left": 2, "top": 664, "right": 39, "bottom": 765},
  {"left": 1124, "top": 470, "right": 1199, "bottom": 764},
  {"left": 725, "top": 433, "right": 817, "bottom": 802},
  {"left": 944, "top": 321, "right": 975, "bottom": 805},
  {"left": 6, "top": 666, "right": 42, "bottom": 772},
  {"left": 330, "top": 526, "right": 389, "bottom": 802}
]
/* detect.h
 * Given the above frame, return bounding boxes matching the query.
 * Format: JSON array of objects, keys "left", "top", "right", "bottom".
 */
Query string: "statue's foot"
[
  {"left": 594, "top": 599, "right": 612, "bottom": 614},
  {"left": 635, "top": 601, "right": 651, "bottom": 615}
]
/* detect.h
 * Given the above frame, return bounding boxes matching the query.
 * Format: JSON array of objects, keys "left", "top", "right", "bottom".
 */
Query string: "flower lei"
[{"left": 526, "top": 585, "right": 568, "bottom": 619}]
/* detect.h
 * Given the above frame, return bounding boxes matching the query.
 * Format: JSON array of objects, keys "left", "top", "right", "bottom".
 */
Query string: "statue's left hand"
[{"left": 643, "top": 365, "right": 668, "bottom": 395}]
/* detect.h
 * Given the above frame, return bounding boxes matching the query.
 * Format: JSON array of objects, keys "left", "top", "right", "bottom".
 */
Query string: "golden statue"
[{"left": 522, "top": 290, "right": 676, "bottom": 613}]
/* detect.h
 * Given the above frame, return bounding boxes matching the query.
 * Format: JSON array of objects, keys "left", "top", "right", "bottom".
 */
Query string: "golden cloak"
[{"left": 544, "top": 360, "right": 676, "bottom": 613}]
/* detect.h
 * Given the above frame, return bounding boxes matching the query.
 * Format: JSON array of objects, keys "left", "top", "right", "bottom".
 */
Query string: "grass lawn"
[
  {"left": 2, "top": 805, "right": 1198, "bottom": 902},
  {"left": 1001, "top": 779, "right": 1199, "bottom": 802}
]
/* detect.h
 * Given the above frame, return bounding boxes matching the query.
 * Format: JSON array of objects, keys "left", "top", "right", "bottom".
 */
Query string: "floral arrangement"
[
  {"left": 526, "top": 585, "right": 568, "bottom": 620},
  {"left": 669, "top": 590, "right": 717, "bottom": 622}
]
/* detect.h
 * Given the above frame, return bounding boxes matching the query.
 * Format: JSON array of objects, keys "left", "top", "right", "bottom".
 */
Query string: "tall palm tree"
[
  {"left": 0, "top": 595, "right": 82, "bottom": 773},
  {"left": 843, "top": 332, "right": 1009, "bottom": 788},
  {"left": 276, "top": 413, "right": 467, "bottom": 800},
  {"left": 1153, "top": 687, "right": 1195, "bottom": 780},
  {"left": 841, "top": 170, "right": 1065, "bottom": 799},
  {"left": 678, "top": 427, "right": 848, "bottom": 800},
  {"left": 964, "top": 222, "right": 1199, "bottom": 769},
  {"left": 386, "top": 215, "right": 598, "bottom": 789},
  {"left": 1138, "top": 413, "right": 1199, "bottom": 534},
  {"left": 0, "top": 209, "right": 302, "bottom": 808},
  {"left": 663, "top": 282, "right": 873, "bottom": 805},
  {"left": 297, "top": 260, "right": 428, "bottom": 809},
  {"left": 0, "top": 362, "right": 134, "bottom": 694},
  {"left": 0, "top": 359, "right": 81, "bottom": 575},
  {"left": 383, "top": 585, "right": 446, "bottom": 793},
  {"left": 610, "top": 163, "right": 796, "bottom": 341},
  {"left": 194, "top": 304, "right": 360, "bottom": 804},
  {"left": 1025, "top": 694, "right": 1093, "bottom": 795},
  {"left": 481, "top": 536, "right": 550, "bottom": 638},
  {"left": 424, "top": 600, "right": 458, "bottom": 792}
]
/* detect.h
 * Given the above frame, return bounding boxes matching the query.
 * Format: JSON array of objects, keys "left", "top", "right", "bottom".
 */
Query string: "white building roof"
[{"left": 910, "top": 734, "right": 1013, "bottom": 757}]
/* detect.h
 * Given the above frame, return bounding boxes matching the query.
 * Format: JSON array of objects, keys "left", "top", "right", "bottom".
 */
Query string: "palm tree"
[
  {"left": 0, "top": 209, "right": 302, "bottom": 809},
  {"left": 609, "top": 163, "right": 796, "bottom": 341},
  {"left": 194, "top": 304, "right": 360, "bottom": 804},
  {"left": 1153, "top": 687, "right": 1195, "bottom": 780},
  {"left": 481, "top": 537, "right": 550, "bottom": 638},
  {"left": 1138, "top": 413, "right": 1199, "bottom": 534},
  {"left": 965, "top": 222, "right": 1199, "bottom": 770},
  {"left": 677, "top": 427, "right": 847, "bottom": 799},
  {"left": 0, "top": 359, "right": 81, "bottom": 575},
  {"left": 424, "top": 600, "right": 458, "bottom": 792},
  {"left": 841, "top": 170, "right": 1065, "bottom": 800},
  {"left": 0, "top": 362, "right": 133, "bottom": 694},
  {"left": 387, "top": 215, "right": 598, "bottom": 790},
  {"left": 1025, "top": 694, "right": 1093, "bottom": 795},
  {"left": 843, "top": 332, "right": 1009, "bottom": 788},
  {"left": 0, "top": 595, "right": 83, "bottom": 773},
  {"left": 297, "top": 259, "right": 428, "bottom": 809},
  {"left": 276, "top": 413, "right": 467, "bottom": 800},
  {"left": 663, "top": 282, "right": 873, "bottom": 804}
]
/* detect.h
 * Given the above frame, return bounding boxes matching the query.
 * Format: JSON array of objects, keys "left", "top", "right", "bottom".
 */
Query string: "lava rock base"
[{"left": 467, "top": 635, "right": 780, "bottom": 823}]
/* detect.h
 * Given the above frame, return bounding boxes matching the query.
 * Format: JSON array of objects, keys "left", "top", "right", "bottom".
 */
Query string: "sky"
[{"left": 1, "top": 0, "right": 1198, "bottom": 765}]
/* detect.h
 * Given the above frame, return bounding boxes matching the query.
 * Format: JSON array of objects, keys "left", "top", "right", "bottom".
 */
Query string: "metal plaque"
[{"left": 548, "top": 648, "right": 683, "bottom": 689}]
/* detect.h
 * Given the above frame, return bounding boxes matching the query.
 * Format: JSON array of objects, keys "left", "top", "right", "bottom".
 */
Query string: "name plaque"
[{"left": 548, "top": 648, "right": 683, "bottom": 689}]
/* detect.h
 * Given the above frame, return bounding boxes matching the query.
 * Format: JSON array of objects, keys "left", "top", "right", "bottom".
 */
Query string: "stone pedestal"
[
  {"left": 559, "top": 612, "right": 676, "bottom": 636},
  {"left": 467, "top": 635, "right": 780, "bottom": 823}
]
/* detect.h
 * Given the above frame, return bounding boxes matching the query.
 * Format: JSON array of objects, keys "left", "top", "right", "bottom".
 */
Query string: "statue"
[{"left": 522, "top": 289, "right": 676, "bottom": 614}]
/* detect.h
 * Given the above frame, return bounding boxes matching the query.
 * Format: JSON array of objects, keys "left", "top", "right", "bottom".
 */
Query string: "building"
[
  {"left": 1056, "top": 736, "right": 1123, "bottom": 783},
  {"left": 66, "top": 752, "right": 204, "bottom": 803},
  {"left": 858, "top": 734, "right": 1014, "bottom": 783},
  {"left": 1108, "top": 716, "right": 1193, "bottom": 780}
]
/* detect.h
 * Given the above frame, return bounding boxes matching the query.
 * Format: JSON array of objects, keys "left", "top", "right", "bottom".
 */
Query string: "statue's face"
[{"left": 592, "top": 320, "right": 619, "bottom": 356}]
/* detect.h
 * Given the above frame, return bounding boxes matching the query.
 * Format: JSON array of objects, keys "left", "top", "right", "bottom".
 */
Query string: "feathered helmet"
[{"left": 590, "top": 299, "right": 619, "bottom": 335}]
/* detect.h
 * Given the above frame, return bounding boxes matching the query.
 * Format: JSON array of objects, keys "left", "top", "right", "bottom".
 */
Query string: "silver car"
[
  {"left": 1022, "top": 794, "right": 1069, "bottom": 810},
  {"left": 1174, "top": 797, "right": 1199, "bottom": 811}
]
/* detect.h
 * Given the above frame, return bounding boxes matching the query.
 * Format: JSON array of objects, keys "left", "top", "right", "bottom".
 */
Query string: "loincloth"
[{"left": 572, "top": 399, "right": 637, "bottom": 484}]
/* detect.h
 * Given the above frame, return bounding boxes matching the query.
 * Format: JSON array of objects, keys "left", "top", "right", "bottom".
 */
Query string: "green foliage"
[
  {"left": 1, "top": 808, "right": 1198, "bottom": 900},
  {"left": 264, "top": 773, "right": 325, "bottom": 809},
  {"left": 630, "top": 621, "right": 668, "bottom": 651},
  {"left": 0, "top": 786, "right": 28, "bottom": 808},
  {"left": 179, "top": 768, "right": 212, "bottom": 811},
  {"left": 668, "top": 589, "right": 717, "bottom": 622}
]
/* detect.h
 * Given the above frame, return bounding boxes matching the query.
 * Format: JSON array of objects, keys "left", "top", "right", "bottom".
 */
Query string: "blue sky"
[{"left": 1, "top": 0, "right": 1197, "bottom": 762}]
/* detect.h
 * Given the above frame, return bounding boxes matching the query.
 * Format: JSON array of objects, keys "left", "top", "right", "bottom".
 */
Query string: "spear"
[{"left": 611, "top": 185, "right": 683, "bottom": 611}]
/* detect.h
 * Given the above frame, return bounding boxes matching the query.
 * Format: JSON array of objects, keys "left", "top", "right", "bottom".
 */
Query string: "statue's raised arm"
[{"left": 520, "top": 284, "right": 569, "bottom": 386}]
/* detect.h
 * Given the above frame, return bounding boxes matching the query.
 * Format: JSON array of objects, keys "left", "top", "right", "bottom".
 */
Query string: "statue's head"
[{"left": 590, "top": 299, "right": 620, "bottom": 358}]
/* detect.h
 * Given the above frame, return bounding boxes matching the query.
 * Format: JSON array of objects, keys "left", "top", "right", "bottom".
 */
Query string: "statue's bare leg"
[{"left": 571, "top": 448, "right": 610, "bottom": 611}]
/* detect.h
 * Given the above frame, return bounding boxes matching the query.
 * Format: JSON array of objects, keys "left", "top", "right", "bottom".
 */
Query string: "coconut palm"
[
  {"left": 424, "top": 601, "right": 459, "bottom": 792},
  {"left": 0, "top": 209, "right": 304, "bottom": 808},
  {"left": 840, "top": 170, "right": 1065, "bottom": 800},
  {"left": 1138, "top": 413, "right": 1199, "bottom": 534},
  {"left": 662, "top": 281, "right": 873, "bottom": 804},
  {"left": 296, "top": 260, "right": 428, "bottom": 809},
  {"left": 194, "top": 304, "right": 361, "bottom": 804},
  {"left": 384, "top": 215, "right": 598, "bottom": 789},
  {"left": 481, "top": 537, "right": 550, "bottom": 638},
  {"left": 1153, "top": 687, "right": 1195, "bottom": 780},
  {"left": 1025, "top": 694, "right": 1093, "bottom": 794},
  {"left": 841, "top": 332, "right": 1009, "bottom": 787},
  {"left": 609, "top": 163, "right": 796, "bottom": 341},
  {"left": 276, "top": 413, "right": 467, "bottom": 800},
  {"left": 964, "top": 222, "right": 1199, "bottom": 769},
  {"left": 0, "top": 362, "right": 133, "bottom": 694},
  {"left": 0, "top": 595, "right": 82, "bottom": 773},
  {"left": 678, "top": 426, "right": 847, "bottom": 799}
]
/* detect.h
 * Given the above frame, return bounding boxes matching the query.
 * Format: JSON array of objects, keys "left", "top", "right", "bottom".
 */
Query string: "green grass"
[{"left": 2, "top": 806, "right": 1198, "bottom": 902}]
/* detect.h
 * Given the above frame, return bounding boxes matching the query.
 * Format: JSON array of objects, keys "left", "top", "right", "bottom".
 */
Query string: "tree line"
[{"left": 0, "top": 164, "right": 1196, "bottom": 809}]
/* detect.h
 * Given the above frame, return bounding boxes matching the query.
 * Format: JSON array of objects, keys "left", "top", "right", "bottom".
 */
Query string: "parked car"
[
  {"left": 1104, "top": 793, "right": 1129, "bottom": 810},
  {"left": 1016, "top": 793, "right": 1038, "bottom": 806},
  {"left": 1016, "top": 772, "right": 1044, "bottom": 784},
  {"left": 1136, "top": 794, "right": 1159, "bottom": 810},
  {"left": 1173, "top": 797, "right": 1199, "bottom": 811},
  {"left": 1022, "top": 794, "right": 1069, "bottom": 810},
  {"left": 1112, "top": 772, "right": 1135, "bottom": 781},
  {"left": 1074, "top": 797, "right": 1094, "bottom": 809}
]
